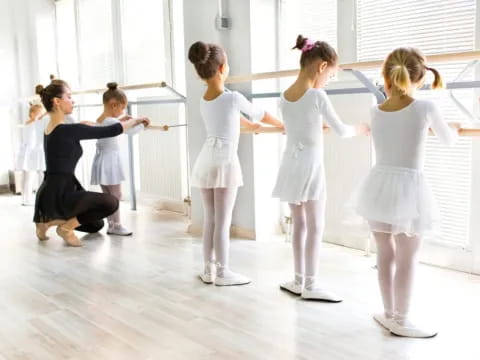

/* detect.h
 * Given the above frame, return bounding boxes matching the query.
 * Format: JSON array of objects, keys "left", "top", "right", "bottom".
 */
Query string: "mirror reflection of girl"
[{"left": 16, "top": 104, "right": 45, "bottom": 205}]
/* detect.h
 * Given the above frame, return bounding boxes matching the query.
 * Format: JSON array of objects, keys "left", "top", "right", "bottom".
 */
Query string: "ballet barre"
[
  {"left": 72, "top": 81, "right": 186, "bottom": 100},
  {"left": 147, "top": 124, "right": 188, "bottom": 131},
  {"left": 225, "top": 50, "right": 480, "bottom": 84},
  {"left": 241, "top": 126, "right": 480, "bottom": 136},
  {"left": 72, "top": 83, "right": 187, "bottom": 211}
]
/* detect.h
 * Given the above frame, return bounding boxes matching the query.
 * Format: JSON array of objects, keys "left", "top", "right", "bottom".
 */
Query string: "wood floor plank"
[{"left": 0, "top": 194, "right": 479, "bottom": 360}]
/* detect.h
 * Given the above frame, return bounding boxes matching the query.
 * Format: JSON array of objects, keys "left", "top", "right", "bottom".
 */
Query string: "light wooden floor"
[{"left": 0, "top": 194, "right": 479, "bottom": 360}]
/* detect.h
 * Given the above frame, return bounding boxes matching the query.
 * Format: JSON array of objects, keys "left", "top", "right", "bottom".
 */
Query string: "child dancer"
[
  {"left": 188, "top": 41, "right": 283, "bottom": 286},
  {"left": 272, "top": 35, "right": 368, "bottom": 302},
  {"left": 90, "top": 82, "right": 150, "bottom": 236},
  {"left": 16, "top": 104, "right": 46, "bottom": 205},
  {"left": 355, "top": 47, "right": 460, "bottom": 338}
]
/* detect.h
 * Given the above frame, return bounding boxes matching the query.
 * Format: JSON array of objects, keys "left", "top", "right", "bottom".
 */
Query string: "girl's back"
[
  {"left": 200, "top": 91, "right": 263, "bottom": 142},
  {"left": 281, "top": 88, "right": 327, "bottom": 147},
  {"left": 372, "top": 99, "right": 456, "bottom": 169}
]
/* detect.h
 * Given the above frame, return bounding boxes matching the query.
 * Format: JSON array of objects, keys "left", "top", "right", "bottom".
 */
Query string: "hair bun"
[
  {"left": 35, "top": 84, "right": 44, "bottom": 95},
  {"left": 107, "top": 82, "right": 118, "bottom": 91},
  {"left": 49, "top": 74, "right": 55, "bottom": 80},
  {"left": 293, "top": 34, "right": 308, "bottom": 50},
  {"left": 188, "top": 41, "right": 210, "bottom": 64}
]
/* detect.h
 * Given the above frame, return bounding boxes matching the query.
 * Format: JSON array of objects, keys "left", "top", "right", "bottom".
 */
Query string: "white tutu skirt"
[
  {"left": 90, "top": 150, "right": 125, "bottom": 185},
  {"left": 354, "top": 165, "right": 439, "bottom": 236},
  {"left": 16, "top": 146, "right": 45, "bottom": 171},
  {"left": 191, "top": 137, "right": 243, "bottom": 188},
  {"left": 272, "top": 144, "right": 326, "bottom": 205}
]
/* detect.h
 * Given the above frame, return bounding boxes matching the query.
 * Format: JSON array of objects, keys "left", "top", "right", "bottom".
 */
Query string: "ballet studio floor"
[{"left": 0, "top": 194, "right": 479, "bottom": 360}]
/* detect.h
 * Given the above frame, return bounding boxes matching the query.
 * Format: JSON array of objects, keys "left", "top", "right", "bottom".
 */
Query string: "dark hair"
[
  {"left": 188, "top": 41, "right": 226, "bottom": 80},
  {"left": 293, "top": 35, "right": 338, "bottom": 69},
  {"left": 35, "top": 75, "right": 56, "bottom": 95},
  {"left": 40, "top": 79, "right": 70, "bottom": 112},
  {"left": 102, "top": 82, "right": 127, "bottom": 104},
  {"left": 35, "top": 85, "right": 44, "bottom": 95}
]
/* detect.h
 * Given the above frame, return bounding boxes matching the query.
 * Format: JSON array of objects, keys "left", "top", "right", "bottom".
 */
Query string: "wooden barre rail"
[
  {"left": 72, "top": 82, "right": 167, "bottom": 95},
  {"left": 66, "top": 51, "right": 480, "bottom": 95},
  {"left": 146, "top": 125, "right": 480, "bottom": 136},
  {"left": 226, "top": 51, "right": 480, "bottom": 84}
]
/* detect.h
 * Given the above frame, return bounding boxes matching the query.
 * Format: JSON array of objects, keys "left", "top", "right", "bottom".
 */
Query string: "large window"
[
  {"left": 54, "top": 0, "right": 172, "bottom": 89},
  {"left": 77, "top": 0, "right": 115, "bottom": 88},
  {"left": 279, "top": 0, "right": 337, "bottom": 71},
  {"left": 122, "top": 0, "right": 170, "bottom": 85},
  {"left": 357, "top": 0, "right": 477, "bottom": 248},
  {"left": 55, "top": 0, "right": 79, "bottom": 88}
]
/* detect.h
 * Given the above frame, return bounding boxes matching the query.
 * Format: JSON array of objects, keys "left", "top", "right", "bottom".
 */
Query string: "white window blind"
[
  {"left": 279, "top": 0, "right": 337, "bottom": 71},
  {"left": 357, "top": 0, "right": 476, "bottom": 247}
]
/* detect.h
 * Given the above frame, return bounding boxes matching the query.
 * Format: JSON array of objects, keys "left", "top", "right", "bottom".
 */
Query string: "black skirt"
[{"left": 34, "top": 173, "right": 86, "bottom": 223}]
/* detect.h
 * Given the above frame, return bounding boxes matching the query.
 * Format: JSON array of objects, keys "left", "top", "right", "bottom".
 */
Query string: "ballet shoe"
[
  {"left": 35, "top": 220, "right": 66, "bottom": 241},
  {"left": 56, "top": 224, "right": 82, "bottom": 247}
]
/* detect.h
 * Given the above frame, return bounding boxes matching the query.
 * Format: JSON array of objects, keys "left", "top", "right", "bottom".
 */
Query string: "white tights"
[
  {"left": 200, "top": 187, "right": 238, "bottom": 268},
  {"left": 289, "top": 198, "right": 326, "bottom": 287},
  {"left": 371, "top": 225, "right": 422, "bottom": 319},
  {"left": 100, "top": 184, "right": 122, "bottom": 225}
]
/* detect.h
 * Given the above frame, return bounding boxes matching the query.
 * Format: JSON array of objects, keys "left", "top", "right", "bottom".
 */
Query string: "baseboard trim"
[{"left": 155, "top": 199, "right": 185, "bottom": 214}]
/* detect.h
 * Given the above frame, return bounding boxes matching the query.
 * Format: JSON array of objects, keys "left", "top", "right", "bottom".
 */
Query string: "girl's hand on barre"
[
  {"left": 323, "top": 123, "right": 331, "bottom": 133},
  {"left": 137, "top": 117, "right": 151, "bottom": 127},
  {"left": 261, "top": 112, "right": 284, "bottom": 129},
  {"left": 119, "top": 115, "right": 133, "bottom": 122},
  {"left": 250, "top": 123, "right": 262, "bottom": 134},
  {"left": 121, "top": 118, "right": 146, "bottom": 132},
  {"left": 356, "top": 123, "right": 371, "bottom": 136},
  {"left": 240, "top": 116, "right": 261, "bottom": 133}
]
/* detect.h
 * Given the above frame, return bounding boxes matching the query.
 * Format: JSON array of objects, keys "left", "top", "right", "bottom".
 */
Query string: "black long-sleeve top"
[{"left": 44, "top": 123, "right": 123, "bottom": 174}]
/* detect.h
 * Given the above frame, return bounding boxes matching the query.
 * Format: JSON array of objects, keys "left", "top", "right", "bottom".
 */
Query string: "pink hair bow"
[{"left": 301, "top": 40, "right": 315, "bottom": 52}]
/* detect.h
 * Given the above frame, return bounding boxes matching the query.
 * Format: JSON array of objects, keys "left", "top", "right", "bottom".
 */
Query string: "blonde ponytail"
[
  {"left": 389, "top": 64, "right": 412, "bottom": 95},
  {"left": 382, "top": 47, "right": 438, "bottom": 96}
]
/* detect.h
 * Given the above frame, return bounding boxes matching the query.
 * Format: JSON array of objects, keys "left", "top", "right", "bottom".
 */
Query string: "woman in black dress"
[{"left": 34, "top": 80, "right": 148, "bottom": 246}]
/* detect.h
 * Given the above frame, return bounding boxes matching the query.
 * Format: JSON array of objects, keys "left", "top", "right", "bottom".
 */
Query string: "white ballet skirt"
[
  {"left": 90, "top": 117, "right": 144, "bottom": 185},
  {"left": 16, "top": 119, "right": 46, "bottom": 171},
  {"left": 272, "top": 89, "right": 355, "bottom": 204},
  {"left": 354, "top": 100, "right": 458, "bottom": 236},
  {"left": 191, "top": 90, "right": 264, "bottom": 189}
]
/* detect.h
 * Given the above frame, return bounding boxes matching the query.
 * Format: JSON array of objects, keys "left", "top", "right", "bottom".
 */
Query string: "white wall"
[{"left": 321, "top": 0, "right": 374, "bottom": 249}]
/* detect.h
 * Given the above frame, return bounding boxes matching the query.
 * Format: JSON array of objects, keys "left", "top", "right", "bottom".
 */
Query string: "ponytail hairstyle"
[
  {"left": 102, "top": 82, "right": 127, "bottom": 105},
  {"left": 382, "top": 47, "right": 444, "bottom": 96},
  {"left": 188, "top": 41, "right": 226, "bottom": 80},
  {"left": 39, "top": 78, "right": 70, "bottom": 112},
  {"left": 292, "top": 35, "right": 338, "bottom": 69}
]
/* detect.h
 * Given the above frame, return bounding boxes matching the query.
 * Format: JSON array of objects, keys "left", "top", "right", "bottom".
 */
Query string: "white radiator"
[{"left": 135, "top": 97, "right": 188, "bottom": 204}]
